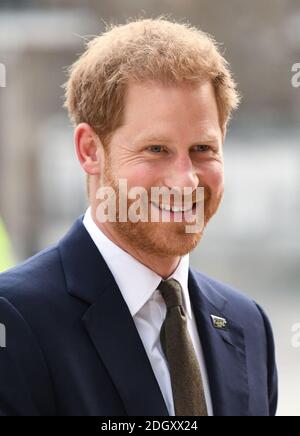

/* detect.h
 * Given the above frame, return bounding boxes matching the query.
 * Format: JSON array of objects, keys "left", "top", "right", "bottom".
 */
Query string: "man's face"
[{"left": 98, "top": 80, "right": 224, "bottom": 257}]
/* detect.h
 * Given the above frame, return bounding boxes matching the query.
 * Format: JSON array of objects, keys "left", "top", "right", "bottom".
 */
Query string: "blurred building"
[{"left": 0, "top": 8, "right": 98, "bottom": 258}]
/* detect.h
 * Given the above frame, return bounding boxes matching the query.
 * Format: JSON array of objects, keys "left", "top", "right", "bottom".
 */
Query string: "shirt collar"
[{"left": 83, "top": 207, "right": 192, "bottom": 319}]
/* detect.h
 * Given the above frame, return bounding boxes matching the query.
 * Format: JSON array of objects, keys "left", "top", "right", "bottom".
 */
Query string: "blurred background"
[{"left": 0, "top": 0, "right": 299, "bottom": 416}]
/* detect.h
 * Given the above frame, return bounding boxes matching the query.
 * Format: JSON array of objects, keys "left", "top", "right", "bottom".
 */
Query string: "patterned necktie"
[{"left": 158, "top": 278, "right": 208, "bottom": 416}]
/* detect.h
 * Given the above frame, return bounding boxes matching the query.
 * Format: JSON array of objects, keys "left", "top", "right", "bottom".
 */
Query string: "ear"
[{"left": 75, "top": 123, "right": 103, "bottom": 175}]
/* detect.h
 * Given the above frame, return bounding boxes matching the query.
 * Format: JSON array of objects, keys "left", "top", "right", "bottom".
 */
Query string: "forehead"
[{"left": 120, "top": 80, "right": 222, "bottom": 142}]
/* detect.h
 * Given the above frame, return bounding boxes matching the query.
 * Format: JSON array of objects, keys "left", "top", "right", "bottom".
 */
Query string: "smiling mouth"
[{"left": 150, "top": 202, "right": 196, "bottom": 213}]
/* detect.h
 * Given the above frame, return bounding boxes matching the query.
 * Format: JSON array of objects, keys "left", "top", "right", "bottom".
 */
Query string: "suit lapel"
[
  {"left": 188, "top": 269, "right": 250, "bottom": 416},
  {"left": 59, "top": 218, "right": 169, "bottom": 416}
]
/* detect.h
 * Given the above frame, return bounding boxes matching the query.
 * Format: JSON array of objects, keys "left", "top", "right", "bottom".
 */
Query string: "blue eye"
[
  {"left": 148, "top": 146, "right": 164, "bottom": 153},
  {"left": 194, "top": 145, "right": 210, "bottom": 152}
]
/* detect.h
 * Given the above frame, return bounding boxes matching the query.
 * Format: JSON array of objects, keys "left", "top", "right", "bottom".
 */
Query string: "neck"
[{"left": 91, "top": 209, "right": 180, "bottom": 279}]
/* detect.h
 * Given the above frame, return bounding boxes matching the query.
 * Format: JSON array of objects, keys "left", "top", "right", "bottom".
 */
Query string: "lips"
[{"left": 151, "top": 202, "right": 196, "bottom": 213}]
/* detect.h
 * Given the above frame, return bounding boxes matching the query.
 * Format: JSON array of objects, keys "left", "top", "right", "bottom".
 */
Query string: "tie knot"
[{"left": 158, "top": 279, "right": 183, "bottom": 309}]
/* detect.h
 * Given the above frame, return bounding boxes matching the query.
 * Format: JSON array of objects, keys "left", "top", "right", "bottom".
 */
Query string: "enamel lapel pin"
[{"left": 210, "top": 315, "right": 229, "bottom": 331}]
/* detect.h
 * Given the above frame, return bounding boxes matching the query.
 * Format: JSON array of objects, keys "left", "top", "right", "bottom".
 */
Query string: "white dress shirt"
[{"left": 83, "top": 207, "right": 213, "bottom": 416}]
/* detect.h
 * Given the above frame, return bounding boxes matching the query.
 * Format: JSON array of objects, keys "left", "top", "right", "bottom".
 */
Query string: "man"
[{"left": 0, "top": 18, "right": 277, "bottom": 416}]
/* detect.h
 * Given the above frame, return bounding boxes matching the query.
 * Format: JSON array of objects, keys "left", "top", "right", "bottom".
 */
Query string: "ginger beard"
[{"left": 98, "top": 160, "right": 224, "bottom": 257}]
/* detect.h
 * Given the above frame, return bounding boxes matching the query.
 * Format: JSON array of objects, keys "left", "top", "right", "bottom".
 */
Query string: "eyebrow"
[{"left": 136, "top": 133, "right": 221, "bottom": 145}]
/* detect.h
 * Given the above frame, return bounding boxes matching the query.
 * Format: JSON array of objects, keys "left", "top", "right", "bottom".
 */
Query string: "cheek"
[
  {"left": 118, "top": 164, "right": 155, "bottom": 189},
  {"left": 201, "top": 161, "right": 224, "bottom": 191}
]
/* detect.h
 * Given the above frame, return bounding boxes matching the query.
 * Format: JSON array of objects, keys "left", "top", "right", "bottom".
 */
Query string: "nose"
[{"left": 164, "top": 154, "right": 199, "bottom": 192}]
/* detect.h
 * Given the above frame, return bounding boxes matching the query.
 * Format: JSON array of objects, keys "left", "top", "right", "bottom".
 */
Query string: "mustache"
[
  {"left": 101, "top": 174, "right": 211, "bottom": 205},
  {"left": 147, "top": 186, "right": 211, "bottom": 204}
]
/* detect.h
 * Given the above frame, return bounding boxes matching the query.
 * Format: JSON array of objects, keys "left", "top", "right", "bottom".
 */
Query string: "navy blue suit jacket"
[{"left": 0, "top": 217, "right": 277, "bottom": 416}]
